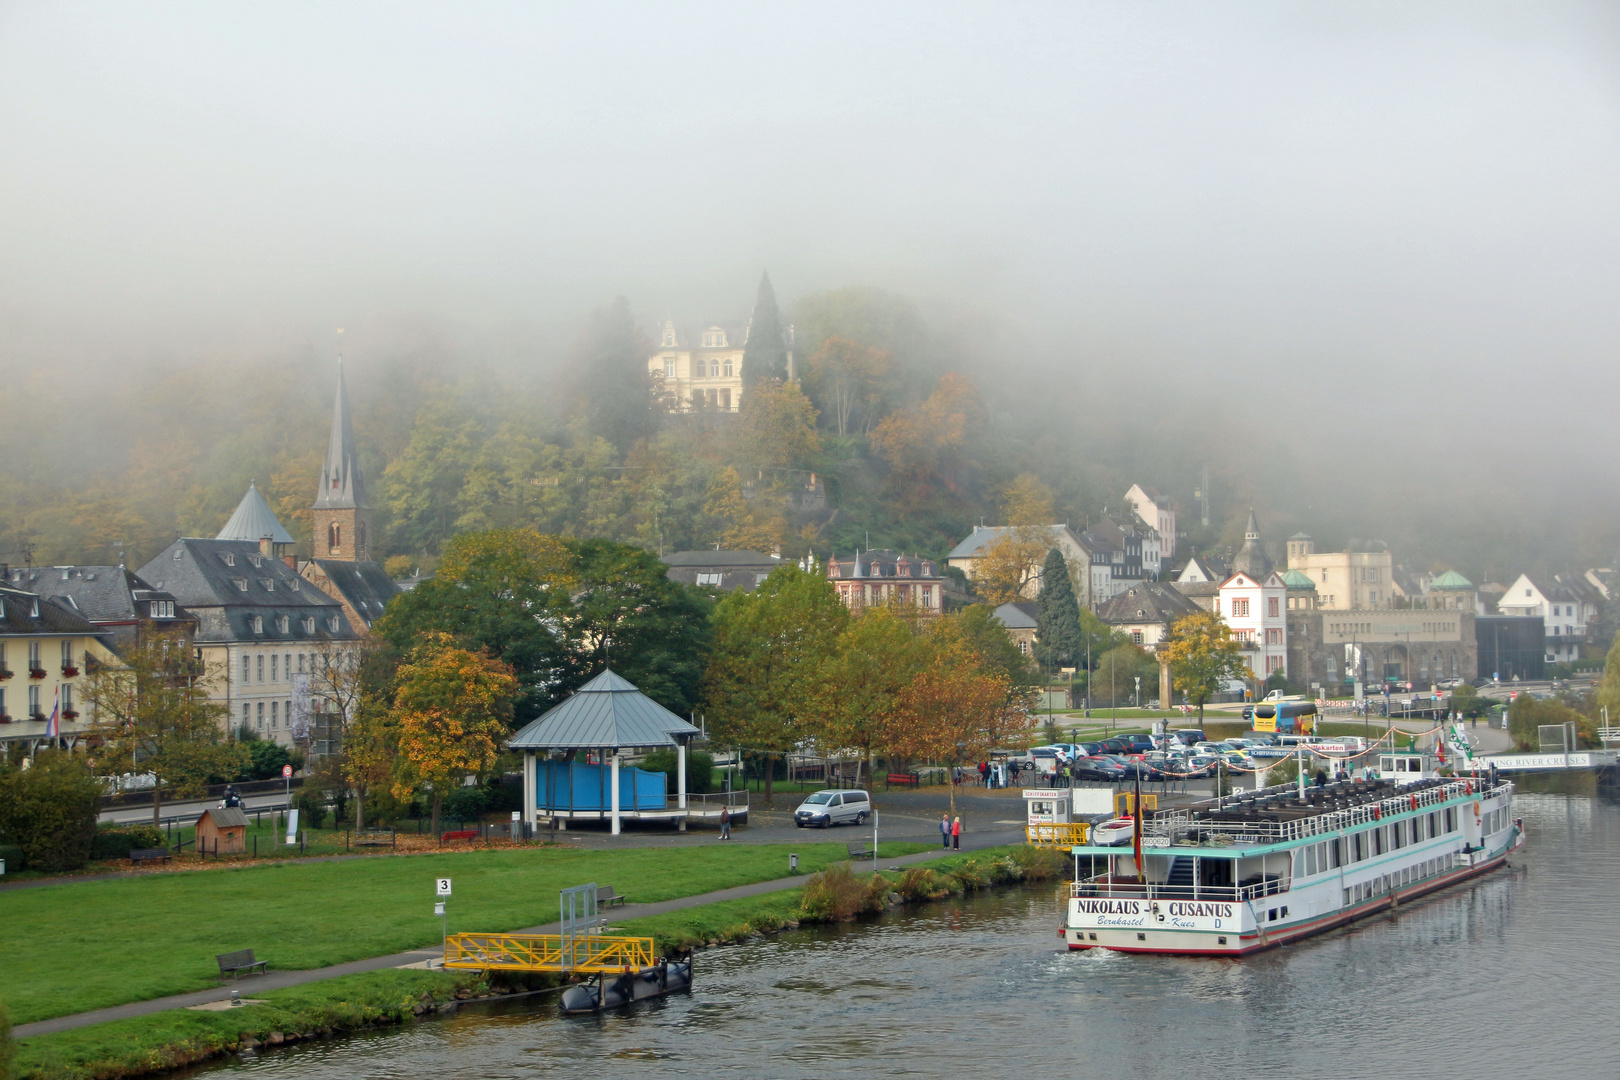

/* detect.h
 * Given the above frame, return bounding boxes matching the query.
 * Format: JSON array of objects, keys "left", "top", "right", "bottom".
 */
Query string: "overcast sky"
[{"left": 3, "top": 2, "right": 1618, "bottom": 484}]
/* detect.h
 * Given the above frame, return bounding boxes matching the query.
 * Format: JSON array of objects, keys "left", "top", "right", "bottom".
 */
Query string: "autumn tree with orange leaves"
[
  {"left": 880, "top": 644, "right": 1013, "bottom": 816},
  {"left": 390, "top": 632, "right": 519, "bottom": 838}
]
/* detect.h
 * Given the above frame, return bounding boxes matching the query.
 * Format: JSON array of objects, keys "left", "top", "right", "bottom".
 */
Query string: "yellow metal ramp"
[{"left": 442, "top": 932, "right": 656, "bottom": 974}]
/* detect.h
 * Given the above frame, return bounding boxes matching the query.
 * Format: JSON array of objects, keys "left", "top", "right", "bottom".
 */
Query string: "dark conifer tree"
[
  {"left": 741, "top": 271, "right": 789, "bottom": 387},
  {"left": 575, "top": 296, "right": 656, "bottom": 452},
  {"left": 1034, "top": 547, "right": 1083, "bottom": 671}
]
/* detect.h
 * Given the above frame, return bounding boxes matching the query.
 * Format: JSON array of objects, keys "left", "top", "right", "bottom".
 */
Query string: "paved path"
[{"left": 12, "top": 828, "right": 1023, "bottom": 1039}]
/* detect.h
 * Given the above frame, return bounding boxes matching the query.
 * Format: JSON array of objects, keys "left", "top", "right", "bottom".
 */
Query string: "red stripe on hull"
[{"left": 1068, "top": 852, "right": 1510, "bottom": 957}]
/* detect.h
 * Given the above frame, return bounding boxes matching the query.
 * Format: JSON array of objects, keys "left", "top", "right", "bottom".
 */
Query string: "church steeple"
[
  {"left": 314, "top": 357, "right": 368, "bottom": 512},
  {"left": 311, "top": 356, "right": 373, "bottom": 562}
]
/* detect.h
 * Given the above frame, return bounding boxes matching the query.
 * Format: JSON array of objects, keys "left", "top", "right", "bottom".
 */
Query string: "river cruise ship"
[{"left": 1063, "top": 770, "right": 1522, "bottom": 956}]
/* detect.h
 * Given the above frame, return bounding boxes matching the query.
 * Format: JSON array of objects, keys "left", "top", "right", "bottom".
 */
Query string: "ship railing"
[
  {"left": 1069, "top": 876, "right": 1287, "bottom": 902},
  {"left": 1145, "top": 779, "right": 1513, "bottom": 845}
]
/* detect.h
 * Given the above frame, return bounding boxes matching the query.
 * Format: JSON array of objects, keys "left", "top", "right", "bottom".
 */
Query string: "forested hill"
[{"left": 0, "top": 285, "right": 1610, "bottom": 581}]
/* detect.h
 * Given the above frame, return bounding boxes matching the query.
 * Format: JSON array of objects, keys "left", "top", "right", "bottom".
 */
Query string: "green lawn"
[
  {"left": 11, "top": 969, "right": 472, "bottom": 1080},
  {"left": 0, "top": 840, "right": 924, "bottom": 1026}
]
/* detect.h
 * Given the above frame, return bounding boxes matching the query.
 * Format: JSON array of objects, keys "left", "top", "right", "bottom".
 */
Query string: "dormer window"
[
  {"left": 249, "top": 555, "right": 263, "bottom": 568},
  {"left": 276, "top": 615, "right": 289, "bottom": 633},
  {"left": 262, "top": 580, "right": 275, "bottom": 591},
  {"left": 150, "top": 600, "right": 174, "bottom": 619},
  {"left": 30, "top": 599, "right": 39, "bottom": 617},
  {"left": 289, "top": 579, "right": 299, "bottom": 591},
  {"left": 234, "top": 579, "right": 248, "bottom": 592},
  {"left": 302, "top": 617, "right": 315, "bottom": 634},
  {"left": 662, "top": 329, "right": 676, "bottom": 347},
  {"left": 327, "top": 616, "right": 340, "bottom": 633},
  {"left": 251, "top": 615, "right": 264, "bottom": 634}
]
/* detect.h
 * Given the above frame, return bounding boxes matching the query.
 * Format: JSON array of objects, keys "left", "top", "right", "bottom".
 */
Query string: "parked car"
[
  {"left": 1073, "top": 755, "right": 1128, "bottom": 782},
  {"left": 1173, "top": 729, "right": 1208, "bottom": 746},
  {"left": 793, "top": 789, "right": 871, "bottom": 828}
]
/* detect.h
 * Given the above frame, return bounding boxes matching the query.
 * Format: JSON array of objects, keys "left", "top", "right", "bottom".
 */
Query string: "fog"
[{"left": 2, "top": 2, "right": 1617, "bottom": 569}]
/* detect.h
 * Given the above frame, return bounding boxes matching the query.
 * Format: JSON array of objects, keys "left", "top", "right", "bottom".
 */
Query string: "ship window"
[
  {"left": 1217, "top": 936, "right": 1227, "bottom": 945},
  {"left": 1445, "top": 807, "right": 1457, "bottom": 833},
  {"left": 1330, "top": 838, "right": 1343, "bottom": 868},
  {"left": 1304, "top": 847, "right": 1316, "bottom": 876},
  {"left": 1137, "top": 933, "right": 1146, "bottom": 941}
]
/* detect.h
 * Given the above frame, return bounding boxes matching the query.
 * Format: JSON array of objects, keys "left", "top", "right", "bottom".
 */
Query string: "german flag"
[{"left": 1131, "top": 770, "right": 1144, "bottom": 879}]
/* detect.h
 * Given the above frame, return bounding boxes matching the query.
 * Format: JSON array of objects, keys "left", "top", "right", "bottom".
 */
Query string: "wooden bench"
[
  {"left": 846, "top": 842, "right": 873, "bottom": 860},
  {"left": 885, "top": 772, "right": 918, "bottom": 787},
  {"left": 595, "top": 885, "right": 626, "bottom": 908},
  {"left": 216, "top": 949, "right": 268, "bottom": 980},
  {"left": 440, "top": 829, "right": 478, "bottom": 843},
  {"left": 130, "top": 847, "right": 171, "bottom": 866}
]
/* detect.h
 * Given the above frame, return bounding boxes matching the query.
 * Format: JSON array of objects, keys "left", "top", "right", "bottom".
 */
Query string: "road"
[{"left": 100, "top": 790, "right": 293, "bottom": 827}]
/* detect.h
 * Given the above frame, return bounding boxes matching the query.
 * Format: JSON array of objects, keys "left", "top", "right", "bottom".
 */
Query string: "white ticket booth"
[{"left": 1023, "top": 789, "right": 1073, "bottom": 826}]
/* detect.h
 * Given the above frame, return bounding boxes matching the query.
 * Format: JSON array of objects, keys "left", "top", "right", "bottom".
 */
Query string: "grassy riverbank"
[
  {"left": 7, "top": 844, "right": 1061, "bottom": 1080},
  {"left": 8, "top": 969, "right": 480, "bottom": 1080},
  {"left": 0, "top": 840, "right": 926, "bottom": 1027}
]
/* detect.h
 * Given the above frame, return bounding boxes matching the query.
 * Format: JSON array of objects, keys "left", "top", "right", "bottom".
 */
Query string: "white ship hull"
[{"left": 1062, "top": 778, "right": 1520, "bottom": 957}]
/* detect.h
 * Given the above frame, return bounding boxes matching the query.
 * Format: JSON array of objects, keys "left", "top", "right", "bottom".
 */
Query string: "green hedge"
[{"left": 90, "top": 825, "right": 166, "bottom": 862}]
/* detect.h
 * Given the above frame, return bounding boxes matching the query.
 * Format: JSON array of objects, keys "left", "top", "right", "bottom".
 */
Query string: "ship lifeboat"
[{"left": 1091, "top": 818, "right": 1136, "bottom": 846}]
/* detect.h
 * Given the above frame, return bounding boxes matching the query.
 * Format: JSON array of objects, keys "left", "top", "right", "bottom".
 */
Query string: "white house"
[
  {"left": 1497, "top": 574, "right": 1585, "bottom": 664},
  {"left": 1217, "top": 570, "right": 1289, "bottom": 682},
  {"left": 1124, "top": 484, "right": 1177, "bottom": 560}
]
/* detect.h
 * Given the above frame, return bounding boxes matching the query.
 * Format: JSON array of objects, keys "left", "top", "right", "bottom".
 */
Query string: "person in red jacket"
[{"left": 951, "top": 816, "right": 962, "bottom": 850}]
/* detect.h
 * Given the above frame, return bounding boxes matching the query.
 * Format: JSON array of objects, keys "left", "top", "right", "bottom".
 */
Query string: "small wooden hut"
[{"left": 195, "top": 806, "right": 249, "bottom": 855}]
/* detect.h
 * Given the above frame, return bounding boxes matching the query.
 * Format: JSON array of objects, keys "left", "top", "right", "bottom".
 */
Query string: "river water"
[{"left": 207, "top": 789, "right": 1617, "bottom": 1080}]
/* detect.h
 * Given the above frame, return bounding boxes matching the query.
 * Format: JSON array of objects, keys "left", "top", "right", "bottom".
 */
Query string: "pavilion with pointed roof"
[{"left": 508, "top": 669, "right": 718, "bottom": 835}]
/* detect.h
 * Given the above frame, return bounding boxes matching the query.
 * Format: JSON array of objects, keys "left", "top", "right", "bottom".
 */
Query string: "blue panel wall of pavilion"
[{"left": 535, "top": 761, "right": 667, "bottom": 812}]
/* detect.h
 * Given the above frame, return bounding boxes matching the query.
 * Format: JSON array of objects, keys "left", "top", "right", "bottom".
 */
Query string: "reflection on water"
[{"left": 208, "top": 792, "right": 1618, "bottom": 1080}]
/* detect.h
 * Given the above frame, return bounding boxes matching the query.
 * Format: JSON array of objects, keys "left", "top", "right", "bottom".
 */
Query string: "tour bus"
[{"left": 1242, "top": 701, "right": 1317, "bottom": 734}]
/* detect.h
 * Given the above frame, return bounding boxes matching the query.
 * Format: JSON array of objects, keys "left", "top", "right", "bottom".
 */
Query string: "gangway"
[{"left": 442, "top": 931, "right": 655, "bottom": 973}]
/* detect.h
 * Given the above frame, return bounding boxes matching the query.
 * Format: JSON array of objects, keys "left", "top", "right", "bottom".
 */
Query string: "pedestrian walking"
[
  {"left": 940, "top": 814, "right": 951, "bottom": 848},
  {"left": 951, "top": 816, "right": 962, "bottom": 850},
  {"left": 719, "top": 806, "right": 731, "bottom": 840}
]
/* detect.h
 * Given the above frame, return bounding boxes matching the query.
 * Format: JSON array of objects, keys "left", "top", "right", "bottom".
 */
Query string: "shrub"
[
  {"left": 896, "top": 867, "right": 952, "bottom": 902},
  {"left": 800, "top": 862, "right": 886, "bottom": 922},
  {"left": 90, "top": 825, "right": 165, "bottom": 861},
  {"left": 947, "top": 858, "right": 992, "bottom": 892},
  {"left": 243, "top": 738, "right": 293, "bottom": 781},
  {"left": 0, "top": 750, "right": 101, "bottom": 872},
  {"left": 292, "top": 787, "right": 329, "bottom": 829},
  {"left": 442, "top": 784, "right": 491, "bottom": 822},
  {"left": 639, "top": 749, "right": 717, "bottom": 795},
  {"left": 1008, "top": 845, "right": 1066, "bottom": 881},
  {"left": 0, "top": 843, "right": 23, "bottom": 872}
]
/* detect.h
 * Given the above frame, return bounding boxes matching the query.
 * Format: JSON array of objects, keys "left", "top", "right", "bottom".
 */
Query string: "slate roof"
[
  {"left": 217, "top": 483, "right": 296, "bottom": 545},
  {"left": 508, "top": 669, "right": 701, "bottom": 750},
  {"left": 947, "top": 524, "right": 1091, "bottom": 561},
  {"left": 1097, "top": 581, "right": 1201, "bottom": 625},
  {"left": 662, "top": 550, "right": 778, "bottom": 569},
  {"left": 4, "top": 566, "right": 180, "bottom": 623},
  {"left": 992, "top": 601, "right": 1039, "bottom": 630},
  {"left": 136, "top": 538, "right": 357, "bottom": 645},
  {"left": 1229, "top": 509, "right": 1274, "bottom": 578},
  {"left": 0, "top": 585, "right": 107, "bottom": 638},
  {"left": 306, "top": 559, "right": 401, "bottom": 627}
]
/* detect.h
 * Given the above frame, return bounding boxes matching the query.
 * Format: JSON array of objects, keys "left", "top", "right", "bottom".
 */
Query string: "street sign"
[
  {"left": 434, "top": 901, "right": 445, "bottom": 917},
  {"left": 436, "top": 877, "right": 452, "bottom": 897},
  {"left": 282, "top": 764, "right": 292, "bottom": 778}
]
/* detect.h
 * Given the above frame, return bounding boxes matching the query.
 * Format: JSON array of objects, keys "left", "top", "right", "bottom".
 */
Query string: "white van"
[{"left": 793, "top": 789, "right": 871, "bottom": 828}]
